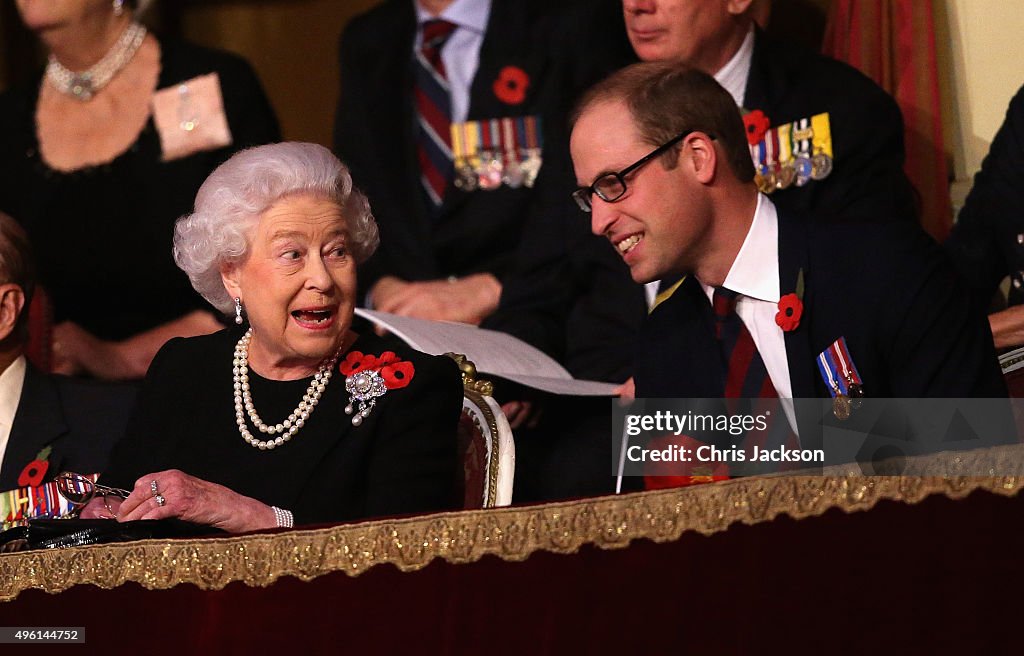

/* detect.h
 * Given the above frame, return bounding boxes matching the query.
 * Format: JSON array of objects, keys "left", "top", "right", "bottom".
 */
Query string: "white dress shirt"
[
  {"left": 0, "top": 355, "right": 27, "bottom": 473},
  {"left": 714, "top": 24, "right": 755, "bottom": 108},
  {"left": 415, "top": 0, "right": 492, "bottom": 124},
  {"left": 699, "top": 195, "right": 798, "bottom": 433}
]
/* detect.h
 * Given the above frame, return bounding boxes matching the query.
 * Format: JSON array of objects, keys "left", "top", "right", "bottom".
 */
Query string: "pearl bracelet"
[{"left": 272, "top": 506, "right": 294, "bottom": 529}]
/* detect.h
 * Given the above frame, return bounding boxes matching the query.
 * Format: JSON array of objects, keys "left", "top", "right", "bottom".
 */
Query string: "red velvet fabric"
[
  {"left": 2, "top": 488, "right": 1020, "bottom": 653},
  {"left": 824, "top": 0, "right": 952, "bottom": 241},
  {"left": 25, "top": 287, "right": 52, "bottom": 372}
]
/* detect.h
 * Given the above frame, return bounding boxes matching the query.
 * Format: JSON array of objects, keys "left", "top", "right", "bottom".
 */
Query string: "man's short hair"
[
  {"left": 0, "top": 212, "right": 35, "bottom": 340},
  {"left": 572, "top": 62, "right": 755, "bottom": 183}
]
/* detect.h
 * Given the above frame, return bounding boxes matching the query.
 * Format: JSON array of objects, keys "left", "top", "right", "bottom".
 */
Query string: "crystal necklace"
[
  {"left": 232, "top": 329, "right": 343, "bottom": 451},
  {"left": 45, "top": 22, "right": 147, "bottom": 101}
]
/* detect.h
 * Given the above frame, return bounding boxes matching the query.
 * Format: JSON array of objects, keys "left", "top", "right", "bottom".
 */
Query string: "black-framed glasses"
[{"left": 572, "top": 129, "right": 701, "bottom": 213}]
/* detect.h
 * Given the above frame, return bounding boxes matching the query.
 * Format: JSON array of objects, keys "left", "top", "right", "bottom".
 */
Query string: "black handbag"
[{"left": 0, "top": 518, "right": 220, "bottom": 552}]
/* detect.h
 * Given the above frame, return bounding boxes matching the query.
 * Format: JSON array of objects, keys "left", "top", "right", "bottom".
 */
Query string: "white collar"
[
  {"left": 416, "top": 0, "right": 491, "bottom": 34},
  {"left": 713, "top": 24, "right": 755, "bottom": 108},
  {"left": 703, "top": 193, "right": 780, "bottom": 303}
]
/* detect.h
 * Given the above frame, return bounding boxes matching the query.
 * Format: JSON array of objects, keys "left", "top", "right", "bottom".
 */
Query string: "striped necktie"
[
  {"left": 414, "top": 19, "right": 457, "bottom": 210},
  {"left": 712, "top": 287, "right": 799, "bottom": 459},
  {"left": 712, "top": 287, "right": 776, "bottom": 399}
]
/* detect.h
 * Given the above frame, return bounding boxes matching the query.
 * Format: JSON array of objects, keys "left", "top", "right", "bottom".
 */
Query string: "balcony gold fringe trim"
[{"left": 2, "top": 445, "right": 1022, "bottom": 602}]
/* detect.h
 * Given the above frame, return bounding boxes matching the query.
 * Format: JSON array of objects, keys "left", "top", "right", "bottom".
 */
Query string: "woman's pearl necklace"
[{"left": 232, "top": 328, "right": 342, "bottom": 451}]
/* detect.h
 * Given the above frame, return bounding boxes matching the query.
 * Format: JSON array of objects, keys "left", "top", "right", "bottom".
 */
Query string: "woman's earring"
[
  {"left": 113, "top": 0, "right": 125, "bottom": 16},
  {"left": 234, "top": 297, "right": 244, "bottom": 325}
]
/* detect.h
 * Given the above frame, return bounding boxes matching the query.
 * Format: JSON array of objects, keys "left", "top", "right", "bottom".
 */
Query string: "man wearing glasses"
[
  {"left": 570, "top": 62, "right": 1005, "bottom": 408},
  {"left": 489, "top": 0, "right": 915, "bottom": 387}
]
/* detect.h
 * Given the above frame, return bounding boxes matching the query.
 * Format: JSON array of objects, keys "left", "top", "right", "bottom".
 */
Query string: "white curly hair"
[{"left": 173, "top": 142, "right": 378, "bottom": 314}]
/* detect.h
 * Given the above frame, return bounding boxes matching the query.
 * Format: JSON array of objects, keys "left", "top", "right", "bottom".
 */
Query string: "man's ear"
[
  {"left": 220, "top": 262, "right": 242, "bottom": 303},
  {"left": 684, "top": 132, "right": 719, "bottom": 185},
  {"left": 0, "top": 284, "right": 25, "bottom": 343},
  {"left": 726, "top": 0, "right": 755, "bottom": 17}
]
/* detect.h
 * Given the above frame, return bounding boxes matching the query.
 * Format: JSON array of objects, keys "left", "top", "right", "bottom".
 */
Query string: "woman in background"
[{"left": 0, "top": 0, "right": 280, "bottom": 378}]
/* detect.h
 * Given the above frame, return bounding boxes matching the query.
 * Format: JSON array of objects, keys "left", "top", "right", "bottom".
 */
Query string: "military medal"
[
  {"left": 754, "top": 138, "right": 777, "bottom": 194},
  {"left": 817, "top": 337, "right": 864, "bottom": 420},
  {"left": 451, "top": 122, "right": 479, "bottom": 192},
  {"left": 762, "top": 134, "right": 778, "bottom": 192},
  {"left": 832, "top": 392, "right": 852, "bottom": 421},
  {"left": 773, "top": 125, "right": 796, "bottom": 190},
  {"left": 500, "top": 117, "right": 524, "bottom": 188},
  {"left": 811, "top": 150, "right": 833, "bottom": 180},
  {"left": 475, "top": 120, "right": 501, "bottom": 190},
  {"left": 519, "top": 115, "right": 543, "bottom": 188},
  {"left": 809, "top": 112, "right": 834, "bottom": 181},
  {"left": 847, "top": 380, "right": 864, "bottom": 410},
  {"left": 790, "top": 118, "right": 813, "bottom": 187}
]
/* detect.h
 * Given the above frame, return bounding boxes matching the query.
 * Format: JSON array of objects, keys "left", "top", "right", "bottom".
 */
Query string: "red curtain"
[{"left": 823, "top": 0, "right": 951, "bottom": 241}]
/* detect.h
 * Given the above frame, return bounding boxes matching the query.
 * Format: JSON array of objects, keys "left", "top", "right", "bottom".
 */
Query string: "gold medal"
[
  {"left": 832, "top": 393, "right": 851, "bottom": 421},
  {"left": 755, "top": 172, "right": 775, "bottom": 195},
  {"left": 775, "top": 164, "right": 796, "bottom": 190},
  {"left": 455, "top": 164, "right": 478, "bottom": 191},
  {"left": 811, "top": 151, "right": 833, "bottom": 180}
]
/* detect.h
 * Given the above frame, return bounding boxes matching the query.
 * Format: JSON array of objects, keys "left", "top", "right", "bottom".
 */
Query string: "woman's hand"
[
  {"left": 114, "top": 469, "right": 278, "bottom": 533},
  {"left": 79, "top": 495, "right": 122, "bottom": 519}
]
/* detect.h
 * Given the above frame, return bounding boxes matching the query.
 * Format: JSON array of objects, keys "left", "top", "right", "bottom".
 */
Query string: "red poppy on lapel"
[
  {"left": 17, "top": 446, "right": 52, "bottom": 488},
  {"left": 493, "top": 66, "right": 529, "bottom": 105},
  {"left": 743, "top": 109, "right": 770, "bottom": 146},
  {"left": 339, "top": 351, "right": 415, "bottom": 390},
  {"left": 776, "top": 268, "right": 805, "bottom": 332},
  {"left": 776, "top": 294, "right": 803, "bottom": 332},
  {"left": 381, "top": 361, "right": 415, "bottom": 389}
]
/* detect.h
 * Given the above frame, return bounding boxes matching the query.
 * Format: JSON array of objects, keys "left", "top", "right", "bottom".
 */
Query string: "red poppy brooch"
[
  {"left": 775, "top": 268, "right": 805, "bottom": 332},
  {"left": 339, "top": 351, "right": 415, "bottom": 426},
  {"left": 493, "top": 66, "right": 529, "bottom": 105},
  {"left": 18, "top": 446, "right": 52, "bottom": 488},
  {"left": 743, "top": 109, "right": 770, "bottom": 146}
]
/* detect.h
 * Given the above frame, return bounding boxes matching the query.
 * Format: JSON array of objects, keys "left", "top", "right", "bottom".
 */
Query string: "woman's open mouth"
[{"left": 291, "top": 308, "right": 336, "bottom": 329}]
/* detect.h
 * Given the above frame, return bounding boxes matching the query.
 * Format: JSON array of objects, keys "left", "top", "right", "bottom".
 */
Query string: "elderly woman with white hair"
[{"left": 81, "top": 142, "right": 463, "bottom": 531}]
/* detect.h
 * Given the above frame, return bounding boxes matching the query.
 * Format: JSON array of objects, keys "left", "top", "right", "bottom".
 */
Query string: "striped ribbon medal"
[{"left": 816, "top": 336, "right": 864, "bottom": 420}]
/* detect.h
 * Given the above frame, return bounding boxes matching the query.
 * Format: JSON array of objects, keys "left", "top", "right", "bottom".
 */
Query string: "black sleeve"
[
  {"left": 878, "top": 223, "right": 1006, "bottom": 397},
  {"left": 815, "top": 62, "right": 917, "bottom": 222},
  {"left": 945, "top": 84, "right": 1024, "bottom": 305}
]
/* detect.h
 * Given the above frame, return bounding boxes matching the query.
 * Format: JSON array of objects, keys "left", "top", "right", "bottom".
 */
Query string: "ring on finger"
[
  {"left": 154, "top": 494, "right": 166, "bottom": 507},
  {"left": 150, "top": 480, "right": 159, "bottom": 497}
]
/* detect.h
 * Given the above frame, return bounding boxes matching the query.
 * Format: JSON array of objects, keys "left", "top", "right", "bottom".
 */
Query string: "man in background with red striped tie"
[{"left": 334, "top": 0, "right": 629, "bottom": 325}]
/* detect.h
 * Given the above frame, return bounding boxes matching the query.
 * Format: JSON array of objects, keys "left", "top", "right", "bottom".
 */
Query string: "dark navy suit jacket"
[
  {"left": 0, "top": 364, "right": 137, "bottom": 490},
  {"left": 635, "top": 210, "right": 1007, "bottom": 442}
]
